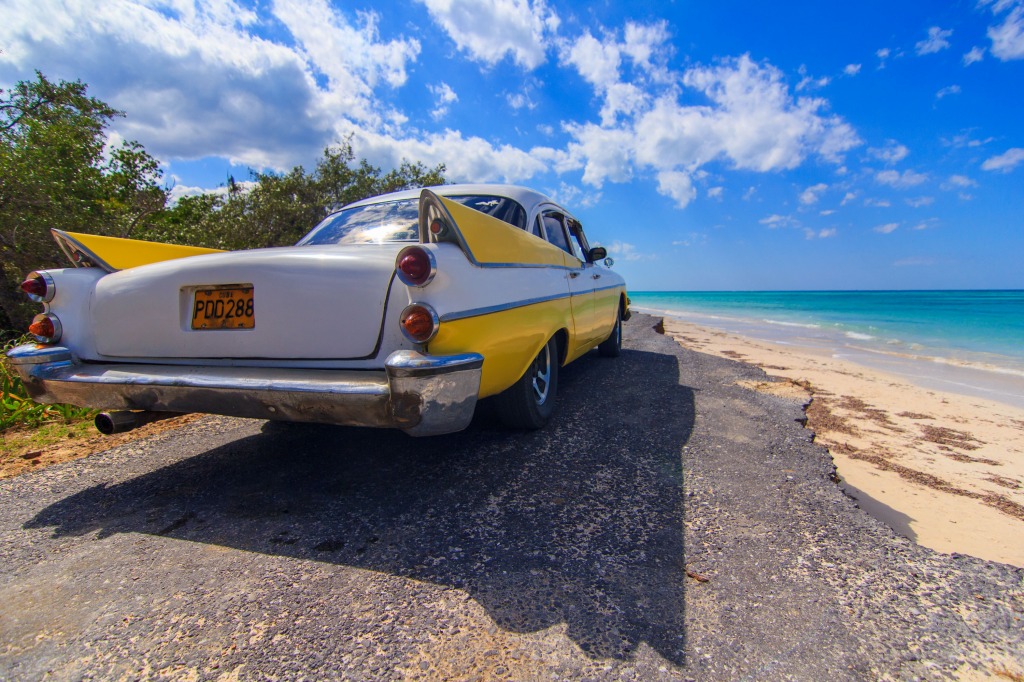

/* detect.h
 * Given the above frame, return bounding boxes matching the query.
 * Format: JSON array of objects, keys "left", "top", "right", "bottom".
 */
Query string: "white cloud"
[
  {"left": 799, "top": 183, "right": 828, "bottom": 205},
  {"left": 820, "top": 209, "right": 836, "bottom": 216},
  {"left": 905, "top": 196, "right": 934, "bottom": 207},
  {"left": 936, "top": 85, "right": 961, "bottom": 99},
  {"left": 0, "top": 0, "right": 422, "bottom": 171},
  {"left": 963, "top": 46, "right": 986, "bottom": 65},
  {"left": 759, "top": 214, "right": 793, "bottom": 228},
  {"left": 864, "top": 198, "right": 891, "bottom": 207},
  {"left": 804, "top": 227, "right": 837, "bottom": 239},
  {"left": 707, "top": 186, "right": 724, "bottom": 200},
  {"left": 841, "top": 191, "right": 857, "bottom": 206},
  {"left": 868, "top": 140, "right": 910, "bottom": 164},
  {"left": 981, "top": 147, "right": 1024, "bottom": 171},
  {"left": 559, "top": 22, "right": 671, "bottom": 124},
  {"left": 417, "top": 0, "right": 558, "bottom": 69},
  {"left": 876, "top": 169, "right": 928, "bottom": 188},
  {"left": 943, "top": 174, "right": 978, "bottom": 189},
  {"left": 844, "top": 63, "right": 862, "bottom": 76},
  {"left": 988, "top": 4, "right": 1024, "bottom": 60},
  {"left": 428, "top": 82, "right": 458, "bottom": 120},
  {"left": 796, "top": 65, "right": 831, "bottom": 91},
  {"left": 351, "top": 128, "right": 550, "bottom": 183},
  {"left": 656, "top": 170, "right": 697, "bottom": 208},
  {"left": 874, "top": 222, "right": 899, "bottom": 234},
  {"left": 916, "top": 26, "right": 953, "bottom": 55},
  {"left": 606, "top": 240, "right": 650, "bottom": 261}
]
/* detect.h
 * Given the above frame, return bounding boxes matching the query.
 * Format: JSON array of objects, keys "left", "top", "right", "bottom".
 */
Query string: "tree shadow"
[{"left": 26, "top": 347, "right": 695, "bottom": 664}]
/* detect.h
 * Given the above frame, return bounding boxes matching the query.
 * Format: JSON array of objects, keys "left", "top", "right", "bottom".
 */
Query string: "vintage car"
[{"left": 8, "top": 184, "right": 629, "bottom": 436}]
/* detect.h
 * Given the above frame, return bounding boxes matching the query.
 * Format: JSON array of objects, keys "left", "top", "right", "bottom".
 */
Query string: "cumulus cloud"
[
  {"left": 905, "top": 197, "right": 934, "bottom": 207},
  {"left": 874, "top": 222, "right": 899, "bottom": 234},
  {"left": 799, "top": 183, "right": 828, "bottom": 205},
  {"left": 868, "top": 140, "right": 910, "bottom": 164},
  {"left": 981, "top": 147, "right": 1024, "bottom": 172},
  {"left": 0, "top": 0, "right": 421, "bottom": 170},
  {"left": 656, "top": 171, "right": 697, "bottom": 208},
  {"left": 804, "top": 227, "right": 836, "bottom": 239},
  {"left": 963, "top": 46, "right": 986, "bottom": 65},
  {"left": 916, "top": 26, "right": 953, "bottom": 55},
  {"left": 988, "top": 2, "right": 1024, "bottom": 60},
  {"left": 606, "top": 241, "right": 650, "bottom": 261},
  {"left": 843, "top": 63, "right": 862, "bottom": 76},
  {"left": 428, "top": 82, "right": 459, "bottom": 120},
  {"left": 943, "top": 174, "right": 978, "bottom": 189},
  {"left": 417, "top": 0, "right": 558, "bottom": 69},
  {"left": 936, "top": 84, "right": 962, "bottom": 99},
  {"left": 876, "top": 169, "right": 928, "bottom": 188}
]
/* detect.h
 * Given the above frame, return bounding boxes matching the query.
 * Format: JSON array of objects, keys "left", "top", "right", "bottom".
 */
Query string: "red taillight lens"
[
  {"left": 395, "top": 246, "right": 436, "bottom": 287},
  {"left": 29, "top": 313, "right": 62, "bottom": 343},
  {"left": 20, "top": 271, "right": 55, "bottom": 302},
  {"left": 400, "top": 303, "right": 439, "bottom": 343}
]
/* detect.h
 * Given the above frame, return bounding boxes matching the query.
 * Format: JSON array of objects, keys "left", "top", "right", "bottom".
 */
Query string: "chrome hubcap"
[{"left": 531, "top": 344, "right": 552, "bottom": 404}]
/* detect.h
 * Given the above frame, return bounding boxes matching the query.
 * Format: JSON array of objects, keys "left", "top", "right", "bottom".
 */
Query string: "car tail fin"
[{"left": 52, "top": 229, "right": 223, "bottom": 272}]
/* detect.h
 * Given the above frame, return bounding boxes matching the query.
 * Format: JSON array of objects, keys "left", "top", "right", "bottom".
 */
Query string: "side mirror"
[{"left": 588, "top": 246, "right": 607, "bottom": 262}]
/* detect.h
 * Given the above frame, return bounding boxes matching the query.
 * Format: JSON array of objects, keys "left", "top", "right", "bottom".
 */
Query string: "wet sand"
[{"left": 661, "top": 318, "right": 1024, "bottom": 568}]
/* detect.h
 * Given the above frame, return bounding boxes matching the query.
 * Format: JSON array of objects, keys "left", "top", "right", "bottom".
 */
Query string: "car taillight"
[
  {"left": 20, "top": 271, "right": 55, "bottom": 303},
  {"left": 395, "top": 246, "right": 436, "bottom": 287},
  {"left": 29, "top": 313, "right": 62, "bottom": 343},
  {"left": 400, "top": 303, "right": 439, "bottom": 343}
]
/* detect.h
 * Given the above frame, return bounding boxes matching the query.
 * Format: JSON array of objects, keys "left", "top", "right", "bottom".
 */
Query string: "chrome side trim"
[
  {"left": 439, "top": 283, "right": 625, "bottom": 323},
  {"left": 439, "top": 292, "right": 571, "bottom": 323}
]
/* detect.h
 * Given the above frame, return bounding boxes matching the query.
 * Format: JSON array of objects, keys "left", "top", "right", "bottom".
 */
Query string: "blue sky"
[{"left": 2, "top": 0, "right": 1022, "bottom": 290}]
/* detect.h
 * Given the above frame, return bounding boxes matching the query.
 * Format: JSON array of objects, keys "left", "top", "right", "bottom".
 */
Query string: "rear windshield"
[{"left": 297, "top": 194, "right": 527, "bottom": 246}]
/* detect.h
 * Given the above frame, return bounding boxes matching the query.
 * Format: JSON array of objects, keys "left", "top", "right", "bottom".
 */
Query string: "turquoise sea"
[{"left": 630, "top": 291, "right": 1024, "bottom": 409}]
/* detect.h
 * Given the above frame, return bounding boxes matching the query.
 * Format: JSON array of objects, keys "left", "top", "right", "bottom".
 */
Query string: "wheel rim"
[{"left": 531, "top": 344, "right": 552, "bottom": 405}]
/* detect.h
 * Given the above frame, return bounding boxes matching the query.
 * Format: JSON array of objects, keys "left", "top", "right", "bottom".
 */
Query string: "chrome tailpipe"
[{"left": 95, "top": 411, "right": 178, "bottom": 435}]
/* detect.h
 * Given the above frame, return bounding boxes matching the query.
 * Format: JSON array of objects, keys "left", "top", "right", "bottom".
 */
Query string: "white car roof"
[{"left": 340, "top": 184, "right": 568, "bottom": 218}]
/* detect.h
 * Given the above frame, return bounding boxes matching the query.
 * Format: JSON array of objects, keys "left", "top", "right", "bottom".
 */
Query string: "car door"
[{"left": 539, "top": 210, "right": 599, "bottom": 356}]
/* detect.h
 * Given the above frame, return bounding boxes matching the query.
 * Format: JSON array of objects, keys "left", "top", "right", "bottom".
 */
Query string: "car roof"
[{"left": 340, "top": 183, "right": 568, "bottom": 218}]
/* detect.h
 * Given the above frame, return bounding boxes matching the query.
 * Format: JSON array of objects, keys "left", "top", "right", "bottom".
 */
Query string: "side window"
[
  {"left": 530, "top": 215, "right": 543, "bottom": 238},
  {"left": 542, "top": 212, "right": 572, "bottom": 254},
  {"left": 566, "top": 219, "right": 588, "bottom": 262}
]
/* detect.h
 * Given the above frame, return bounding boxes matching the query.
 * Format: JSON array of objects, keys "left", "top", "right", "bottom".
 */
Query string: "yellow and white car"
[{"left": 8, "top": 184, "right": 629, "bottom": 436}]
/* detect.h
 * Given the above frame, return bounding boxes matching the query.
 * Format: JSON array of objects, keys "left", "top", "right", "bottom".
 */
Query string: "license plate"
[{"left": 191, "top": 285, "right": 254, "bottom": 330}]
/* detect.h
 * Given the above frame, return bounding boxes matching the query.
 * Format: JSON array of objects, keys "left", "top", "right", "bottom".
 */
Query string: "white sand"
[{"left": 662, "top": 319, "right": 1024, "bottom": 568}]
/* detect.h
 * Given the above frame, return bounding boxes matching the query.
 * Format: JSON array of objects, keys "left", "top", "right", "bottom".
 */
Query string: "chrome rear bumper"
[{"left": 6, "top": 345, "right": 484, "bottom": 437}]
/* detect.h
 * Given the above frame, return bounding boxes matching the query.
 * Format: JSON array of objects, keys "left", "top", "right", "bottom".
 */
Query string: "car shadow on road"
[{"left": 26, "top": 346, "right": 695, "bottom": 665}]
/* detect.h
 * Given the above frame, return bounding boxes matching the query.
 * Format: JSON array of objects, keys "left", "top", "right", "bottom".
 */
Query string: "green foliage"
[
  {"left": 1, "top": 337, "right": 95, "bottom": 432},
  {"left": 1, "top": 72, "right": 448, "bottom": 336},
  {"left": 0, "top": 72, "right": 167, "bottom": 331},
  {"left": 144, "top": 142, "right": 448, "bottom": 251}
]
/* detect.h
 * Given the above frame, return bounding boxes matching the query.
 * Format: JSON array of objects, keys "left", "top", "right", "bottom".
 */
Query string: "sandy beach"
[{"left": 659, "top": 317, "right": 1024, "bottom": 568}]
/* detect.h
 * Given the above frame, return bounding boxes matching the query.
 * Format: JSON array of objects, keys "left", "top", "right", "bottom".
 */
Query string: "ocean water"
[{"left": 630, "top": 291, "right": 1024, "bottom": 409}]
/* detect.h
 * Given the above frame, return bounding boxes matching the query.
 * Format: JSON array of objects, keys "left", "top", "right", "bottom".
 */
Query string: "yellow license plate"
[{"left": 191, "top": 285, "right": 254, "bottom": 329}]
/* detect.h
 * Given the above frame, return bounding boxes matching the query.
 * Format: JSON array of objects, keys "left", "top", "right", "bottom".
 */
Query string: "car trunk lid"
[{"left": 90, "top": 245, "right": 401, "bottom": 361}]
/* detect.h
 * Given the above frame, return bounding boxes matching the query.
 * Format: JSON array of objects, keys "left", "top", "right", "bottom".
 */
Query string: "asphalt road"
[{"left": 1, "top": 313, "right": 1021, "bottom": 680}]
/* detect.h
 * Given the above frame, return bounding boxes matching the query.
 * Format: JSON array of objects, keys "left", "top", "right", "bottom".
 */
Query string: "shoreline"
[
  {"left": 654, "top": 314, "right": 1024, "bottom": 568},
  {"left": 633, "top": 303, "right": 1024, "bottom": 411}
]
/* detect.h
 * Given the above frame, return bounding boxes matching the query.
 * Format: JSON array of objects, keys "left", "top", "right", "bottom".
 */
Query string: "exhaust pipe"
[{"left": 95, "top": 411, "right": 178, "bottom": 435}]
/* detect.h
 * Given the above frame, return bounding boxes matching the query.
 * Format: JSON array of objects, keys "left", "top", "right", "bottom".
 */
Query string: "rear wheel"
[
  {"left": 597, "top": 309, "right": 622, "bottom": 357},
  {"left": 496, "top": 337, "right": 559, "bottom": 429}
]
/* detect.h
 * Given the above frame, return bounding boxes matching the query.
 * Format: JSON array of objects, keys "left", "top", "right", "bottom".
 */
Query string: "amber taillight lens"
[
  {"left": 400, "top": 303, "right": 439, "bottom": 344},
  {"left": 29, "top": 313, "right": 62, "bottom": 343},
  {"left": 20, "top": 271, "right": 55, "bottom": 302},
  {"left": 395, "top": 246, "right": 436, "bottom": 287}
]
